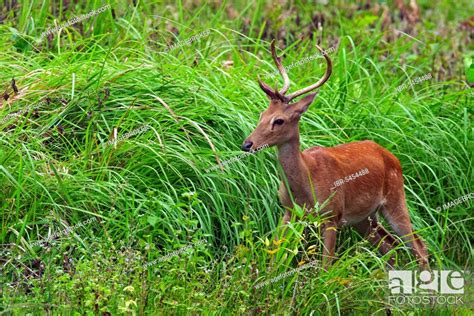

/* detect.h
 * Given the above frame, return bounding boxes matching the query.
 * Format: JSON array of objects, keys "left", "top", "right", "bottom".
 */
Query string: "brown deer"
[{"left": 242, "top": 40, "right": 428, "bottom": 268}]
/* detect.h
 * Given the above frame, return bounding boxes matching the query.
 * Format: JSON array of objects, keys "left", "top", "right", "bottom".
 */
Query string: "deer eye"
[{"left": 274, "top": 119, "right": 285, "bottom": 125}]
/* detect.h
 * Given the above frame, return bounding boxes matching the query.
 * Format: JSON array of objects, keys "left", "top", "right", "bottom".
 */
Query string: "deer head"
[{"left": 242, "top": 40, "right": 332, "bottom": 152}]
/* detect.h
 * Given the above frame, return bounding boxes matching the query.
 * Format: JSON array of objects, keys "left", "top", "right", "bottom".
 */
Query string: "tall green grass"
[{"left": 0, "top": 0, "right": 472, "bottom": 314}]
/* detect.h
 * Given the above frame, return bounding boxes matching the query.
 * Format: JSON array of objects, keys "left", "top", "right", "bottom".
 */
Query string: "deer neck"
[{"left": 277, "top": 136, "right": 313, "bottom": 202}]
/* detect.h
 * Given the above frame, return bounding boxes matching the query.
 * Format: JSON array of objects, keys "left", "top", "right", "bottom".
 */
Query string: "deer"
[{"left": 241, "top": 40, "right": 428, "bottom": 268}]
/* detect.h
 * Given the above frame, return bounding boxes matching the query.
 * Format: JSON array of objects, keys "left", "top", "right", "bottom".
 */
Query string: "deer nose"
[{"left": 241, "top": 140, "right": 253, "bottom": 152}]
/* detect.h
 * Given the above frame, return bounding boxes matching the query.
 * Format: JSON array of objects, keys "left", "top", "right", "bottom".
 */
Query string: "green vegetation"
[{"left": 0, "top": 0, "right": 472, "bottom": 314}]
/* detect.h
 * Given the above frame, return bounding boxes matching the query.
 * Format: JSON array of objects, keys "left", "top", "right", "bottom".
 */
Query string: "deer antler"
[
  {"left": 260, "top": 41, "right": 332, "bottom": 103},
  {"left": 285, "top": 44, "right": 332, "bottom": 102},
  {"left": 270, "top": 40, "right": 290, "bottom": 95}
]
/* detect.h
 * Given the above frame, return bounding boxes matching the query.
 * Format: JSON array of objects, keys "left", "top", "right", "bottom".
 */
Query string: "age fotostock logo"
[{"left": 388, "top": 270, "right": 465, "bottom": 305}]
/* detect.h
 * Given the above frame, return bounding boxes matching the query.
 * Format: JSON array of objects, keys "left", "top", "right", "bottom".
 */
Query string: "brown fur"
[{"left": 243, "top": 98, "right": 428, "bottom": 268}]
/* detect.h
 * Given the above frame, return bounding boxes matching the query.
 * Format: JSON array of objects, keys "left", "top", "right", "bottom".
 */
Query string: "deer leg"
[
  {"left": 381, "top": 200, "right": 429, "bottom": 268},
  {"left": 273, "top": 209, "right": 292, "bottom": 245},
  {"left": 321, "top": 221, "right": 337, "bottom": 268},
  {"left": 282, "top": 210, "right": 291, "bottom": 225},
  {"left": 372, "top": 218, "right": 400, "bottom": 249},
  {"left": 352, "top": 216, "right": 398, "bottom": 267},
  {"left": 276, "top": 183, "right": 294, "bottom": 241}
]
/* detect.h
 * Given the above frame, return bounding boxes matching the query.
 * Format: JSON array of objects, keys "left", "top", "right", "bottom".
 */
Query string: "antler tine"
[
  {"left": 270, "top": 40, "right": 290, "bottom": 95},
  {"left": 285, "top": 44, "right": 332, "bottom": 102},
  {"left": 257, "top": 75, "right": 275, "bottom": 97}
]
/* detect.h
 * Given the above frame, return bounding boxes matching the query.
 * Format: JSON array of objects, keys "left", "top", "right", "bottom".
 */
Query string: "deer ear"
[{"left": 290, "top": 92, "right": 318, "bottom": 118}]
